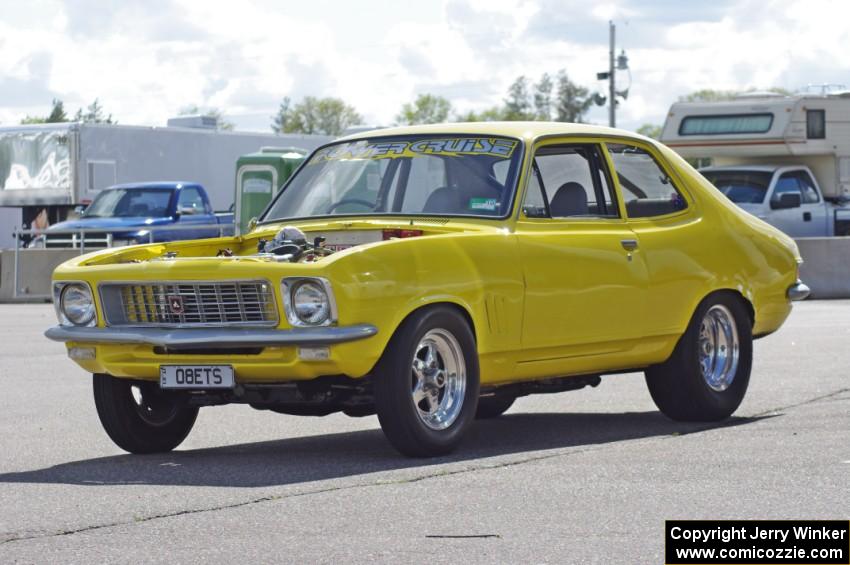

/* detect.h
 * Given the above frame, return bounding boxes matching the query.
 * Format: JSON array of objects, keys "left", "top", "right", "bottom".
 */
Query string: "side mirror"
[
  {"left": 178, "top": 206, "right": 197, "bottom": 216},
  {"left": 770, "top": 192, "right": 802, "bottom": 210}
]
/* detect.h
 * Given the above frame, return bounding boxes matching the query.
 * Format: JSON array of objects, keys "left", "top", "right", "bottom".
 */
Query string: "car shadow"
[{"left": 0, "top": 411, "right": 774, "bottom": 488}]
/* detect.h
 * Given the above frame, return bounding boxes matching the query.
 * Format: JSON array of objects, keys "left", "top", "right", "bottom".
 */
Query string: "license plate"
[{"left": 160, "top": 365, "right": 234, "bottom": 389}]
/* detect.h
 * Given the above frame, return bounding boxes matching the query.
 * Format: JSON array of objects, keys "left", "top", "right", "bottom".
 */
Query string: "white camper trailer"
[{"left": 660, "top": 89, "right": 850, "bottom": 236}]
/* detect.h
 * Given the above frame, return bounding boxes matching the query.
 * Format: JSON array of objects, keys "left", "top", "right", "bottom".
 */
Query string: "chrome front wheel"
[
  {"left": 411, "top": 329, "right": 467, "bottom": 430},
  {"left": 374, "top": 307, "right": 480, "bottom": 457}
]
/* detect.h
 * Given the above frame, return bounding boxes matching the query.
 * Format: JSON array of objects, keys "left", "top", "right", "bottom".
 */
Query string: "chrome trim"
[
  {"left": 98, "top": 279, "right": 279, "bottom": 328},
  {"left": 787, "top": 280, "right": 811, "bottom": 301},
  {"left": 281, "top": 277, "right": 338, "bottom": 327},
  {"left": 44, "top": 324, "right": 377, "bottom": 347}
]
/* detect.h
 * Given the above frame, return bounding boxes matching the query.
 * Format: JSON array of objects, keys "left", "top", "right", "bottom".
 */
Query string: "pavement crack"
[{"left": 2, "top": 387, "right": 846, "bottom": 547}]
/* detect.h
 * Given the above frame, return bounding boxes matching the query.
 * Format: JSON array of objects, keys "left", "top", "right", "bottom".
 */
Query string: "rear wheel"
[
  {"left": 93, "top": 373, "right": 199, "bottom": 453},
  {"left": 475, "top": 395, "right": 516, "bottom": 419},
  {"left": 645, "top": 293, "right": 752, "bottom": 421},
  {"left": 374, "top": 307, "right": 480, "bottom": 457}
]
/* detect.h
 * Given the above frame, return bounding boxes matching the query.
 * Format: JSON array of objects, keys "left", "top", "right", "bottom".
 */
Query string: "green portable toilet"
[{"left": 235, "top": 147, "right": 307, "bottom": 235}]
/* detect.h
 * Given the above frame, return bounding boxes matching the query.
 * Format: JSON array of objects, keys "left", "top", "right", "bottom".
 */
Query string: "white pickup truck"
[{"left": 700, "top": 165, "right": 850, "bottom": 237}]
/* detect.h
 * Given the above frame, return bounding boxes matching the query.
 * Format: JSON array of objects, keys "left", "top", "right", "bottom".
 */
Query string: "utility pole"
[
  {"left": 596, "top": 21, "right": 628, "bottom": 127},
  {"left": 609, "top": 20, "right": 616, "bottom": 127}
]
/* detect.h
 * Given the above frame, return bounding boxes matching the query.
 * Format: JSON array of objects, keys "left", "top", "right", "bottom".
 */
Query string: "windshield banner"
[{"left": 310, "top": 138, "right": 518, "bottom": 163}]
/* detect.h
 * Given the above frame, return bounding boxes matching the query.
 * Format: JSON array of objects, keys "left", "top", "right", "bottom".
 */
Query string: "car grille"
[{"left": 99, "top": 281, "right": 278, "bottom": 327}]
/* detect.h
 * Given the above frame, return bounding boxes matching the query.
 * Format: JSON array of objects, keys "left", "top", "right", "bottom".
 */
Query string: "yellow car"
[{"left": 47, "top": 122, "right": 809, "bottom": 457}]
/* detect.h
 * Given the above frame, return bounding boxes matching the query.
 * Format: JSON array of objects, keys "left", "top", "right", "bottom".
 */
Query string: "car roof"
[
  {"left": 105, "top": 182, "right": 202, "bottom": 190},
  {"left": 337, "top": 121, "right": 651, "bottom": 143}
]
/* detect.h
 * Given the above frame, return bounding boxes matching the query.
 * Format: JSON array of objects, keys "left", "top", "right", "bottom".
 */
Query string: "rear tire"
[
  {"left": 645, "top": 293, "right": 752, "bottom": 421},
  {"left": 93, "top": 373, "right": 199, "bottom": 453},
  {"left": 475, "top": 395, "right": 516, "bottom": 419},
  {"left": 374, "top": 306, "right": 480, "bottom": 457}
]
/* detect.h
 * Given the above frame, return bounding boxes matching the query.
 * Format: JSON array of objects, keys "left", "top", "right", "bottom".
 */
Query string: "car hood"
[{"left": 48, "top": 216, "right": 173, "bottom": 231}]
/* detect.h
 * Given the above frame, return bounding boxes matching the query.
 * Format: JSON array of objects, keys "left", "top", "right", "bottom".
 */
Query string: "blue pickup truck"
[{"left": 44, "top": 182, "right": 234, "bottom": 246}]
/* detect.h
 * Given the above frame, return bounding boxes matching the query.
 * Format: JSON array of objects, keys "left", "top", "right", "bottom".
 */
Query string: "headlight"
[
  {"left": 54, "top": 282, "right": 96, "bottom": 326},
  {"left": 282, "top": 278, "right": 336, "bottom": 327}
]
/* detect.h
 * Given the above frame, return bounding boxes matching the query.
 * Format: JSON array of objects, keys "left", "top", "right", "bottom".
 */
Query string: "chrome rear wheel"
[{"left": 698, "top": 304, "right": 740, "bottom": 392}]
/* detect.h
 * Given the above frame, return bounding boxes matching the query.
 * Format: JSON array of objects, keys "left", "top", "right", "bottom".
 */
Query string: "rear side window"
[{"left": 607, "top": 144, "right": 687, "bottom": 218}]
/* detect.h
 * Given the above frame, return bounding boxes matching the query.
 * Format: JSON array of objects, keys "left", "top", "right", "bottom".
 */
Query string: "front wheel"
[
  {"left": 93, "top": 374, "right": 199, "bottom": 453},
  {"left": 374, "top": 307, "right": 480, "bottom": 457},
  {"left": 645, "top": 294, "right": 753, "bottom": 421}
]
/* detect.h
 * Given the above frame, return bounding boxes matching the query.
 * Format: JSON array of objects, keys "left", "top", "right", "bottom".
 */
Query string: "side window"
[
  {"left": 607, "top": 143, "right": 687, "bottom": 218},
  {"left": 773, "top": 173, "right": 802, "bottom": 199},
  {"left": 796, "top": 171, "right": 820, "bottom": 203},
  {"left": 806, "top": 109, "right": 825, "bottom": 139},
  {"left": 522, "top": 144, "right": 618, "bottom": 218},
  {"left": 178, "top": 187, "right": 206, "bottom": 213}
]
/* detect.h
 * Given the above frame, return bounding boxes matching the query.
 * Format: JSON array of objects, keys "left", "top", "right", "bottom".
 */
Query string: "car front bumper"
[{"left": 44, "top": 324, "right": 377, "bottom": 348}]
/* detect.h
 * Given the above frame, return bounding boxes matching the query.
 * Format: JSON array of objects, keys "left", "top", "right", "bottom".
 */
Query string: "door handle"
[
  {"left": 803, "top": 212, "right": 812, "bottom": 222},
  {"left": 621, "top": 239, "right": 638, "bottom": 251}
]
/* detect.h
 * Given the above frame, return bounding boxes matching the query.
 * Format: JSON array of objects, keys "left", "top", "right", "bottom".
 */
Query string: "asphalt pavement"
[{"left": 0, "top": 302, "right": 847, "bottom": 564}]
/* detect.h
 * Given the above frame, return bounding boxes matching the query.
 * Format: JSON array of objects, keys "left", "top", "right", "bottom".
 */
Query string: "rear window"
[
  {"left": 701, "top": 170, "right": 773, "bottom": 204},
  {"left": 679, "top": 114, "right": 773, "bottom": 136}
]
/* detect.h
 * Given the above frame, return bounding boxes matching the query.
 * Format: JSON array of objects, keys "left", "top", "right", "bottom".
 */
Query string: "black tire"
[
  {"left": 475, "top": 395, "right": 516, "bottom": 419},
  {"left": 645, "top": 293, "right": 752, "bottom": 421},
  {"left": 374, "top": 306, "right": 480, "bottom": 457},
  {"left": 93, "top": 373, "right": 199, "bottom": 454}
]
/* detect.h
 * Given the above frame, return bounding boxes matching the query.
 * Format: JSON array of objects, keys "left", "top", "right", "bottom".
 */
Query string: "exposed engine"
[{"left": 256, "top": 226, "right": 333, "bottom": 263}]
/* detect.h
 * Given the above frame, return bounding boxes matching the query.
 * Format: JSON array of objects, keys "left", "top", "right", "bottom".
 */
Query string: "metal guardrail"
[{"left": 10, "top": 224, "right": 232, "bottom": 300}]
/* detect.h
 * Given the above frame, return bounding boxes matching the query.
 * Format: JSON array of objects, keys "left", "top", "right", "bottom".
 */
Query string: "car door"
[
  {"left": 605, "top": 141, "right": 702, "bottom": 340},
  {"left": 176, "top": 186, "right": 217, "bottom": 239},
  {"left": 516, "top": 142, "right": 649, "bottom": 368},
  {"left": 795, "top": 170, "right": 830, "bottom": 236},
  {"left": 768, "top": 172, "right": 809, "bottom": 237}
]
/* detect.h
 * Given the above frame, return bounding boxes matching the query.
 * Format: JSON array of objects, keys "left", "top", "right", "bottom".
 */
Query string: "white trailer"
[
  {"left": 659, "top": 90, "right": 850, "bottom": 200},
  {"left": 0, "top": 121, "right": 332, "bottom": 230}
]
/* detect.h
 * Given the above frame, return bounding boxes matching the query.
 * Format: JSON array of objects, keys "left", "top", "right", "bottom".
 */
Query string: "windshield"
[
  {"left": 83, "top": 188, "right": 173, "bottom": 218},
  {"left": 262, "top": 135, "right": 523, "bottom": 222},
  {"left": 701, "top": 170, "right": 773, "bottom": 204}
]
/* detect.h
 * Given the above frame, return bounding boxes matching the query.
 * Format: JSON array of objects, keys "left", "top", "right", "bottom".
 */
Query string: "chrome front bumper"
[
  {"left": 787, "top": 280, "right": 811, "bottom": 301},
  {"left": 45, "top": 324, "right": 378, "bottom": 348}
]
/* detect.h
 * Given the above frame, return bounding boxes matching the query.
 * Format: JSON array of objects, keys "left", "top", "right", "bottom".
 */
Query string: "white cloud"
[{"left": 0, "top": 0, "right": 849, "bottom": 131}]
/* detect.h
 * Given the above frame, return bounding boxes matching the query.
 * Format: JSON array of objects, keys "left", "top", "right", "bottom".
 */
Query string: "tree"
[
  {"left": 503, "top": 76, "right": 534, "bottom": 120},
  {"left": 396, "top": 94, "right": 452, "bottom": 125},
  {"left": 533, "top": 73, "right": 553, "bottom": 121},
  {"left": 554, "top": 71, "right": 592, "bottom": 123},
  {"left": 454, "top": 107, "right": 503, "bottom": 122},
  {"left": 271, "top": 96, "right": 363, "bottom": 136},
  {"left": 179, "top": 104, "right": 234, "bottom": 130},
  {"left": 636, "top": 123, "right": 662, "bottom": 139},
  {"left": 73, "top": 99, "right": 114, "bottom": 124},
  {"left": 20, "top": 99, "right": 69, "bottom": 124},
  {"left": 680, "top": 87, "right": 793, "bottom": 103}
]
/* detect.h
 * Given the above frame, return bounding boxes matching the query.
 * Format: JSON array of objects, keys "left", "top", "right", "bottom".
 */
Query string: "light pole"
[{"left": 596, "top": 21, "right": 629, "bottom": 127}]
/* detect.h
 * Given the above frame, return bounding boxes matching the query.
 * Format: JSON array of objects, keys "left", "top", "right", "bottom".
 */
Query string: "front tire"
[
  {"left": 93, "top": 373, "right": 199, "bottom": 453},
  {"left": 645, "top": 293, "right": 752, "bottom": 421},
  {"left": 374, "top": 306, "right": 480, "bottom": 457}
]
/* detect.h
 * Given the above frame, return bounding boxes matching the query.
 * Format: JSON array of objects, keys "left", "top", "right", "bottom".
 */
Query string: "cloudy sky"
[{"left": 1, "top": 0, "right": 849, "bottom": 132}]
